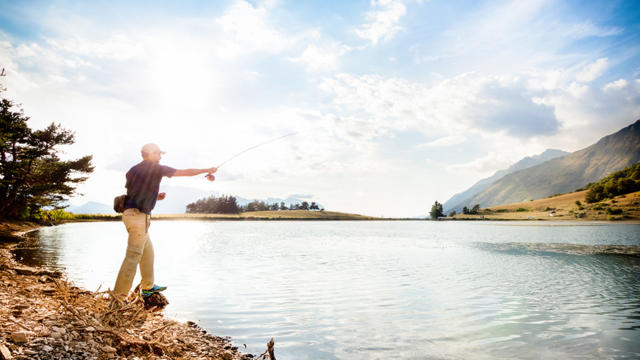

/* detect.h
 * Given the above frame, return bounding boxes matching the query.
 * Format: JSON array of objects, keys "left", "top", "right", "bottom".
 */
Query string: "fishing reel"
[{"left": 205, "top": 173, "right": 215, "bottom": 182}]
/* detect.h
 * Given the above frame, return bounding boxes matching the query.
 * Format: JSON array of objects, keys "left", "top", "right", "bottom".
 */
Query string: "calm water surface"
[{"left": 14, "top": 221, "right": 640, "bottom": 359}]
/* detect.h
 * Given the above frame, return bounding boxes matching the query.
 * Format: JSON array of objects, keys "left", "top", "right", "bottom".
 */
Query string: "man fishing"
[{"left": 113, "top": 143, "right": 217, "bottom": 299}]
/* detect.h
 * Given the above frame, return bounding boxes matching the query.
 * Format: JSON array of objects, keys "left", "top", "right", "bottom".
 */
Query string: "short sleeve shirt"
[{"left": 124, "top": 160, "right": 176, "bottom": 214}]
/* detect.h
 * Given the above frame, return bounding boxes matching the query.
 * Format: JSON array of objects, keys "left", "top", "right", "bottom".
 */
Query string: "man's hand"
[
  {"left": 157, "top": 192, "right": 166, "bottom": 201},
  {"left": 208, "top": 167, "right": 218, "bottom": 174}
]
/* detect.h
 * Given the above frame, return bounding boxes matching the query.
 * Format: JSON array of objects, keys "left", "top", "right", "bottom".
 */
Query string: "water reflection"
[
  {"left": 15, "top": 221, "right": 640, "bottom": 359},
  {"left": 8, "top": 231, "right": 63, "bottom": 269}
]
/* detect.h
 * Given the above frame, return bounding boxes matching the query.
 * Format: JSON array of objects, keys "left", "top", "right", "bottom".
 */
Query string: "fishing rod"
[{"left": 205, "top": 132, "right": 298, "bottom": 181}]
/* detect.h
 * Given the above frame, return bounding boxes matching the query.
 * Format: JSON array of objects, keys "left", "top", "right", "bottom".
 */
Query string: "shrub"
[
  {"left": 495, "top": 209, "right": 508, "bottom": 213},
  {"left": 606, "top": 208, "right": 623, "bottom": 215},
  {"left": 575, "top": 200, "right": 582, "bottom": 206},
  {"left": 585, "top": 163, "right": 640, "bottom": 203},
  {"left": 40, "top": 209, "right": 75, "bottom": 222},
  {"left": 515, "top": 208, "right": 528, "bottom": 212}
]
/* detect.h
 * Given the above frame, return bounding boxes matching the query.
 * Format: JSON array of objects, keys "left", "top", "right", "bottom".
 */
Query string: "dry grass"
[{"left": 453, "top": 190, "right": 640, "bottom": 221}]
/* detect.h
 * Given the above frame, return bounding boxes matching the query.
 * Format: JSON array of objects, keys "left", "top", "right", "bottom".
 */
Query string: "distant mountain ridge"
[
  {"left": 444, "top": 149, "right": 569, "bottom": 212},
  {"left": 66, "top": 201, "right": 114, "bottom": 214},
  {"left": 461, "top": 119, "right": 640, "bottom": 209}
]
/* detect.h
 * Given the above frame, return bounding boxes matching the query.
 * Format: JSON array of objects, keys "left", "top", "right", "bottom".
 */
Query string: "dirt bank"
[{"left": 0, "top": 222, "right": 271, "bottom": 360}]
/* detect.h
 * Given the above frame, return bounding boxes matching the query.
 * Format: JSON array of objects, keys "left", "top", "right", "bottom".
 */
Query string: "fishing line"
[{"left": 205, "top": 132, "right": 298, "bottom": 180}]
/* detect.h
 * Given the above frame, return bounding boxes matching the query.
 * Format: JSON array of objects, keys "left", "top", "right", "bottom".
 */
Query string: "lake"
[{"left": 13, "top": 220, "right": 640, "bottom": 359}]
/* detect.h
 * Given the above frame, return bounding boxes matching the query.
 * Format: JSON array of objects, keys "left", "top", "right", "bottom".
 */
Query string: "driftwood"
[{"left": 257, "top": 338, "right": 276, "bottom": 360}]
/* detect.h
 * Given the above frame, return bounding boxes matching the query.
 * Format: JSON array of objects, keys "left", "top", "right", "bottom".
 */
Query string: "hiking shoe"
[{"left": 141, "top": 284, "right": 167, "bottom": 298}]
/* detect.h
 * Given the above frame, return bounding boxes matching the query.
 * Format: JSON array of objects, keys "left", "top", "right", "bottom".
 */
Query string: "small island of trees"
[{"left": 186, "top": 195, "right": 323, "bottom": 214}]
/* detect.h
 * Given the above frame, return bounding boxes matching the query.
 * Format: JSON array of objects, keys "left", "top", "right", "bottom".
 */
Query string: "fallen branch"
[{"left": 257, "top": 338, "right": 276, "bottom": 360}]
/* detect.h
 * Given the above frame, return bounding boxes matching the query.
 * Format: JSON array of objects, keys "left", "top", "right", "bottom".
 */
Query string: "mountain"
[
  {"left": 67, "top": 201, "right": 114, "bottom": 214},
  {"left": 444, "top": 149, "right": 569, "bottom": 212},
  {"left": 462, "top": 119, "right": 640, "bottom": 209}
]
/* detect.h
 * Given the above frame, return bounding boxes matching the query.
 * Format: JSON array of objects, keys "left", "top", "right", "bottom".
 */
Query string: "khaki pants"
[{"left": 114, "top": 208, "right": 154, "bottom": 296}]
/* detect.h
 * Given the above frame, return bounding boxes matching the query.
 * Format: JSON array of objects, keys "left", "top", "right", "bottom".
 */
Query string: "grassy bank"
[{"left": 452, "top": 190, "right": 640, "bottom": 221}]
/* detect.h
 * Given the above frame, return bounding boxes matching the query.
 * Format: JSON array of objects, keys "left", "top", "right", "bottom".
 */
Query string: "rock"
[
  {"left": 51, "top": 331, "right": 62, "bottom": 339},
  {"left": 221, "top": 351, "right": 234, "bottom": 360},
  {"left": 0, "top": 343, "right": 13, "bottom": 360},
  {"left": 143, "top": 292, "right": 169, "bottom": 309},
  {"left": 10, "top": 332, "right": 28, "bottom": 343},
  {"left": 84, "top": 326, "right": 95, "bottom": 332},
  {"left": 102, "top": 345, "right": 117, "bottom": 353},
  {"left": 42, "top": 345, "right": 53, "bottom": 352}
]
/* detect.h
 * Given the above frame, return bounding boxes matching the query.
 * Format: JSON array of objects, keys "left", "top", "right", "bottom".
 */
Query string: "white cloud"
[
  {"left": 576, "top": 57, "right": 608, "bottom": 82},
  {"left": 356, "top": 0, "right": 406, "bottom": 45},
  {"left": 215, "top": 0, "right": 294, "bottom": 59},
  {"left": 290, "top": 43, "right": 351, "bottom": 71},
  {"left": 446, "top": 152, "right": 514, "bottom": 174},
  {"left": 319, "top": 71, "right": 559, "bottom": 138},
  {"left": 567, "top": 81, "right": 589, "bottom": 98},
  {"left": 417, "top": 135, "right": 466, "bottom": 148},
  {"left": 45, "top": 33, "right": 140, "bottom": 61},
  {"left": 603, "top": 78, "right": 628, "bottom": 91},
  {"left": 563, "top": 22, "right": 623, "bottom": 39},
  {"left": 535, "top": 76, "right": 640, "bottom": 138}
]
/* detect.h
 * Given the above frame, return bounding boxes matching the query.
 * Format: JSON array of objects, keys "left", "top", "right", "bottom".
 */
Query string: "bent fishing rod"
[{"left": 204, "top": 132, "right": 298, "bottom": 181}]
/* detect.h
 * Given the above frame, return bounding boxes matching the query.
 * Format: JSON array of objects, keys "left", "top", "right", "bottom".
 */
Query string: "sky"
[{"left": 1, "top": 0, "right": 639, "bottom": 217}]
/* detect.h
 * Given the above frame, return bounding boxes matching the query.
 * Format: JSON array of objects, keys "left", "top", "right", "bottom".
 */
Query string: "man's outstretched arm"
[{"left": 173, "top": 167, "right": 217, "bottom": 177}]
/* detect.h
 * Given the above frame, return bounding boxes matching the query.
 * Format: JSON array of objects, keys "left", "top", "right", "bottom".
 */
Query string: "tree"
[
  {"left": 185, "top": 195, "right": 240, "bottom": 214},
  {"left": 310, "top": 202, "right": 319, "bottom": 210},
  {"left": 448, "top": 210, "right": 456, "bottom": 217},
  {"left": 429, "top": 201, "right": 444, "bottom": 219},
  {"left": 300, "top": 201, "right": 309, "bottom": 210},
  {"left": 279, "top": 202, "right": 287, "bottom": 210},
  {"left": 0, "top": 95, "right": 94, "bottom": 219},
  {"left": 470, "top": 204, "right": 480, "bottom": 214},
  {"left": 462, "top": 206, "right": 469, "bottom": 214}
]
